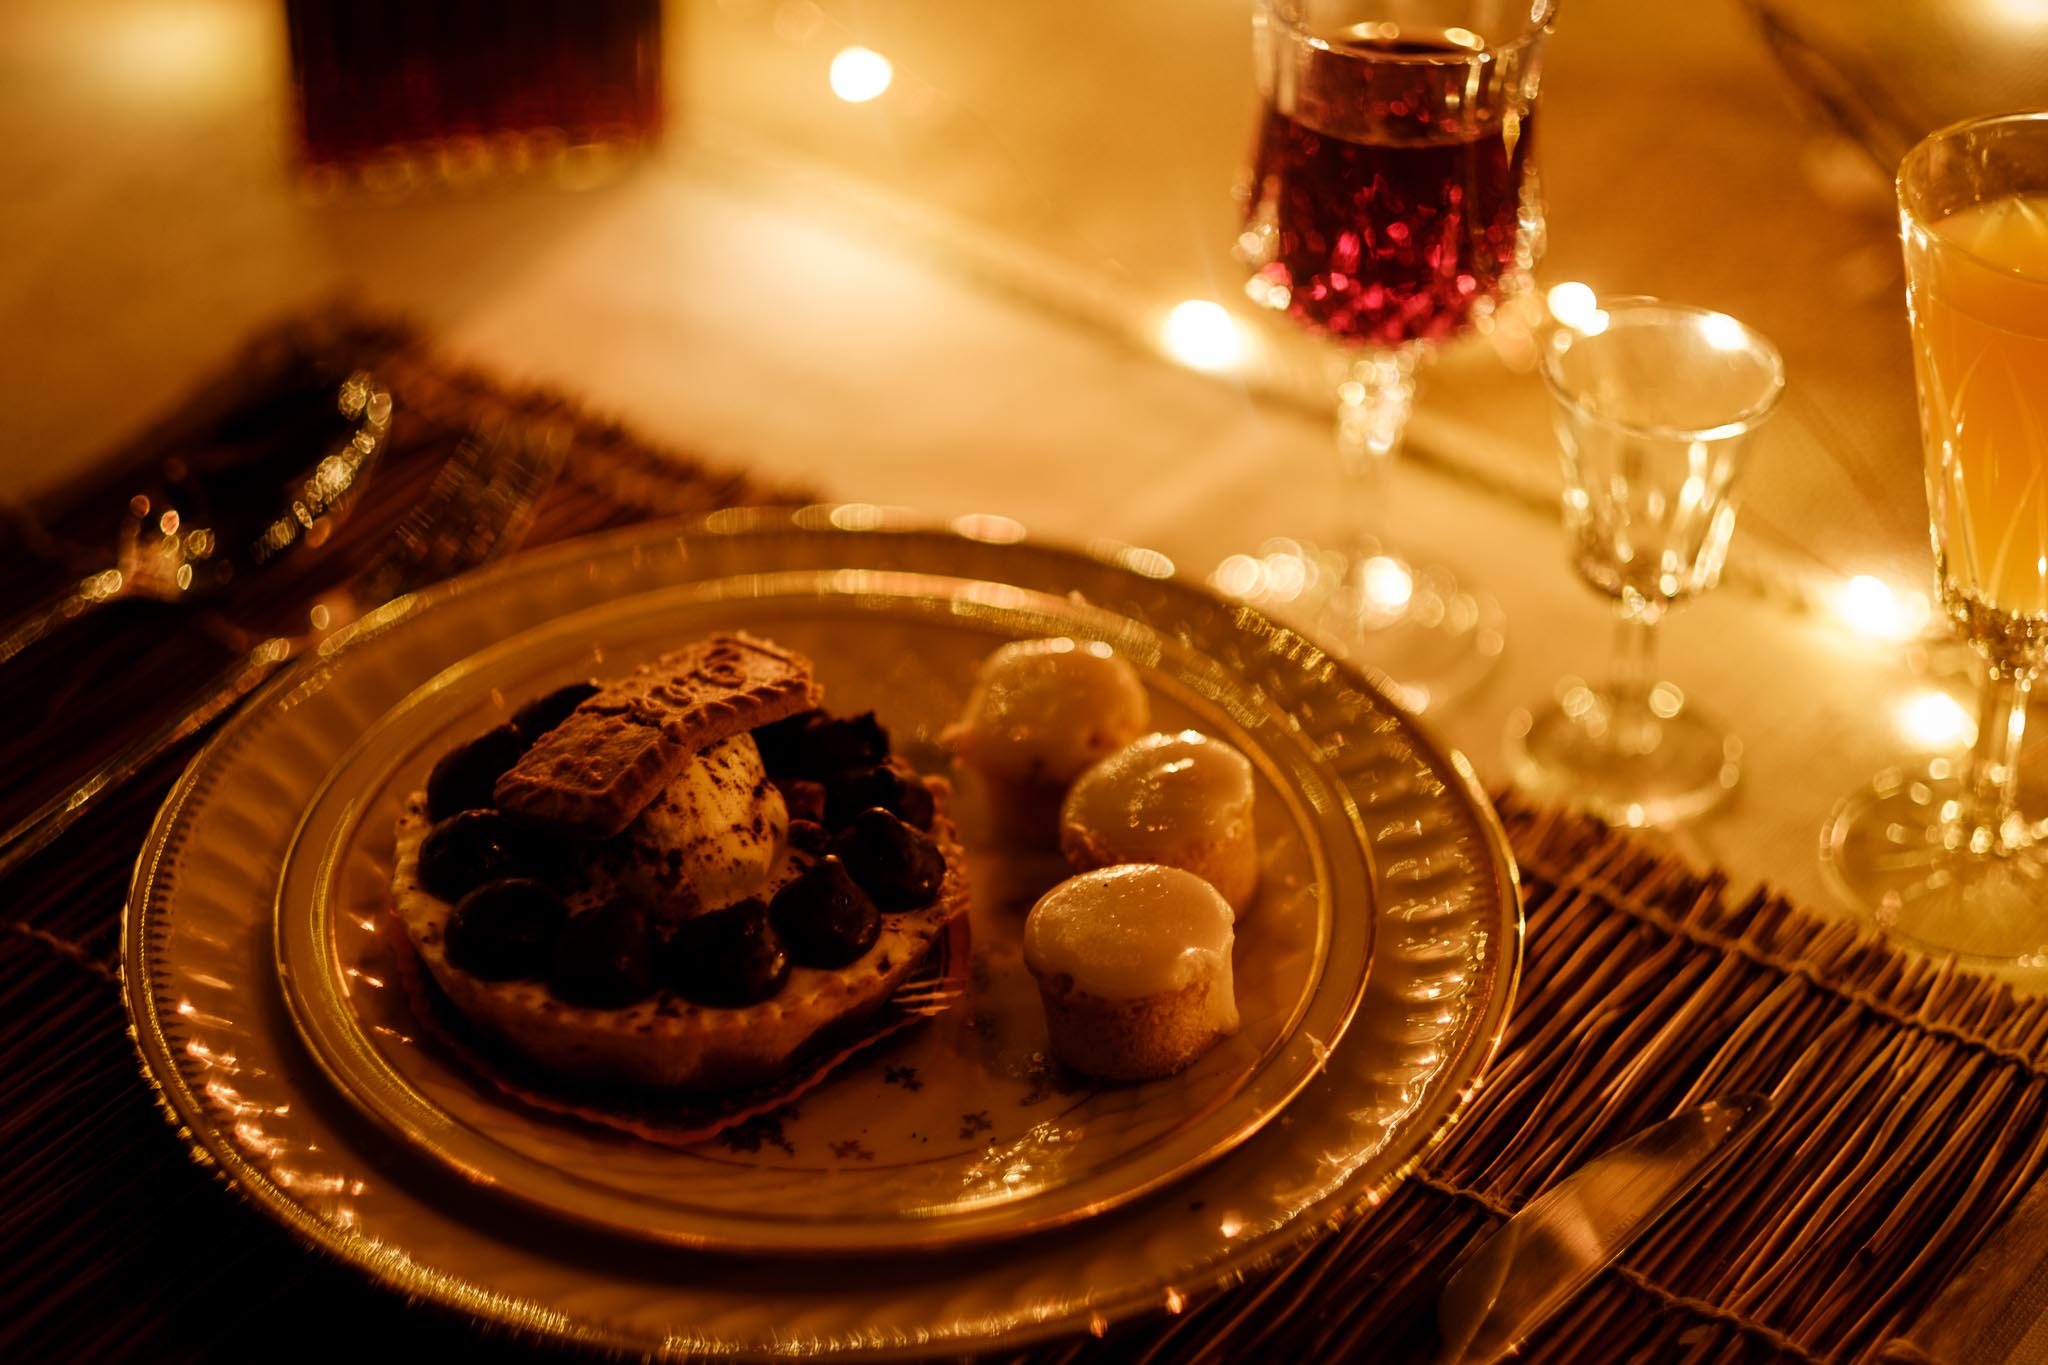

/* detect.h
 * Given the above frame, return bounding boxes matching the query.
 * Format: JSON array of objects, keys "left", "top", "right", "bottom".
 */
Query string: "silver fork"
[
  {"left": 0, "top": 369, "right": 395, "bottom": 669},
  {"left": 0, "top": 414, "right": 565, "bottom": 880}
]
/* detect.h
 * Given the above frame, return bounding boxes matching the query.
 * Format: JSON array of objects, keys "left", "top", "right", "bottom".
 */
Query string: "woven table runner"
[{"left": 1, "top": 319, "right": 2036, "bottom": 1363}]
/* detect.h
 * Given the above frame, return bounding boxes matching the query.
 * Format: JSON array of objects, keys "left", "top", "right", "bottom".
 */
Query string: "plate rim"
[
  {"left": 123, "top": 506, "right": 1524, "bottom": 1359},
  {"left": 271, "top": 569, "right": 1376, "bottom": 1253}
]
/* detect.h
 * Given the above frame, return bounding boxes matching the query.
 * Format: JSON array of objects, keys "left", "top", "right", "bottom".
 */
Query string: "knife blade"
[{"left": 1435, "top": 1093, "right": 1772, "bottom": 1365}]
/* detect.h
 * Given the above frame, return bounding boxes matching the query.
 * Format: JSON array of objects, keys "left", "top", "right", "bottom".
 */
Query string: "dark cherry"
[
  {"left": 444, "top": 878, "right": 567, "bottom": 980},
  {"left": 419, "top": 810, "right": 573, "bottom": 901},
  {"left": 662, "top": 898, "right": 791, "bottom": 1008},
  {"left": 827, "top": 807, "right": 945, "bottom": 911},
  {"left": 807, "top": 710, "right": 891, "bottom": 774},
  {"left": 786, "top": 819, "right": 830, "bottom": 855},
  {"left": 425, "top": 724, "right": 528, "bottom": 820},
  {"left": 752, "top": 709, "right": 890, "bottom": 780},
  {"left": 750, "top": 709, "right": 822, "bottom": 775},
  {"left": 511, "top": 680, "right": 600, "bottom": 741},
  {"left": 546, "top": 897, "right": 657, "bottom": 1008},
  {"left": 776, "top": 777, "right": 827, "bottom": 826},
  {"left": 419, "top": 811, "right": 530, "bottom": 901},
  {"left": 824, "top": 765, "right": 934, "bottom": 831},
  {"left": 770, "top": 856, "right": 881, "bottom": 969}
]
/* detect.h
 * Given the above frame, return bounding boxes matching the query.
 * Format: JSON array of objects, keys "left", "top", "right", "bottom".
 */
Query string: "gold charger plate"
[
  {"left": 274, "top": 571, "right": 1374, "bottom": 1252},
  {"left": 126, "top": 508, "right": 1520, "bottom": 1358}
]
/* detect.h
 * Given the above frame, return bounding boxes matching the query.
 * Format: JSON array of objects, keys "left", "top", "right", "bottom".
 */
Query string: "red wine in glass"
[
  {"left": 1242, "top": 27, "right": 1537, "bottom": 348},
  {"left": 1218, "top": 4, "right": 1550, "bottom": 711}
]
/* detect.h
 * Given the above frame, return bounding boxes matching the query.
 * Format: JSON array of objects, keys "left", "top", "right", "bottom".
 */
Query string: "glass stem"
[
  {"left": 1334, "top": 351, "right": 1415, "bottom": 559},
  {"left": 1608, "top": 610, "right": 1662, "bottom": 755},
  {"left": 1963, "top": 659, "right": 2033, "bottom": 853}
]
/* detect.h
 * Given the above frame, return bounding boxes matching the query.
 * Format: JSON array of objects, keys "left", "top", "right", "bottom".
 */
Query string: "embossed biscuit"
[{"left": 494, "top": 632, "right": 820, "bottom": 837}]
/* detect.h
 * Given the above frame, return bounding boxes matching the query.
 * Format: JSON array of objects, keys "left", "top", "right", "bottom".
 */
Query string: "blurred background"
[{"left": 5, "top": 0, "right": 2047, "bottom": 617}]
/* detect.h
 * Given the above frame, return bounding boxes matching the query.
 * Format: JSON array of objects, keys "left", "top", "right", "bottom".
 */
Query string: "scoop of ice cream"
[
  {"left": 605, "top": 733, "right": 787, "bottom": 914},
  {"left": 947, "top": 637, "right": 1150, "bottom": 786}
]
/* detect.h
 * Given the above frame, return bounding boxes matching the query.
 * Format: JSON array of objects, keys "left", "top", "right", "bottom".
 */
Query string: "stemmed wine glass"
[
  {"left": 1223, "top": 0, "right": 1554, "bottom": 711},
  {"left": 1824, "top": 112, "right": 2048, "bottom": 960},
  {"left": 1508, "top": 299, "right": 1784, "bottom": 827}
]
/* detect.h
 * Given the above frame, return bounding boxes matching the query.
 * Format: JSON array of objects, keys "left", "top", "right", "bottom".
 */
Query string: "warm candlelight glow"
[
  {"left": 1546, "top": 281, "right": 1607, "bottom": 335},
  {"left": 1699, "top": 311, "right": 1750, "bottom": 353},
  {"left": 951, "top": 512, "right": 1027, "bottom": 543},
  {"left": 829, "top": 47, "right": 893, "bottom": 103},
  {"left": 1833, "top": 574, "right": 1928, "bottom": 642},
  {"left": 1161, "top": 300, "right": 1245, "bottom": 372},
  {"left": 1896, "top": 690, "right": 1975, "bottom": 749},
  {"left": 1360, "top": 554, "right": 1413, "bottom": 611},
  {"left": 1982, "top": 0, "right": 2048, "bottom": 28}
]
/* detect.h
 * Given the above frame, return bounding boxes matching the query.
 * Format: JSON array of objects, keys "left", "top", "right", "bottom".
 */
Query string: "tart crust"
[{"left": 391, "top": 776, "right": 969, "bottom": 1093}]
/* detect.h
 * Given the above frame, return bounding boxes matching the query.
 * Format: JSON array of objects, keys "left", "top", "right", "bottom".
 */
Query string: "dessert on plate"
[
  {"left": 944, "top": 636, "right": 1150, "bottom": 839},
  {"left": 390, "top": 632, "right": 970, "bottom": 1094},
  {"left": 1059, "top": 730, "right": 1259, "bottom": 916},
  {"left": 1023, "top": 864, "right": 1240, "bottom": 1081}
]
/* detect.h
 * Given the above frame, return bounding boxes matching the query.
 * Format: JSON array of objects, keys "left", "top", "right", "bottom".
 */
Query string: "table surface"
[
  {"left": 0, "top": 10, "right": 2039, "bottom": 943},
  {"left": 11, "top": 2, "right": 2048, "bottom": 1360}
]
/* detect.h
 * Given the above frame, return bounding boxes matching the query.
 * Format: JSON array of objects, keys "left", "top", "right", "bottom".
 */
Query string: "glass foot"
[
  {"left": 1822, "top": 765, "right": 2048, "bottom": 963},
  {"left": 1211, "top": 538, "right": 1504, "bottom": 713},
  {"left": 1505, "top": 677, "right": 1740, "bottom": 827}
]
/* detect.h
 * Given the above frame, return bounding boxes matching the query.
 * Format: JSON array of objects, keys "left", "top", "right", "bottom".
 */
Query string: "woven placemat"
[
  {"left": 1041, "top": 795, "right": 2048, "bottom": 1365},
  {"left": 0, "top": 318, "right": 2031, "bottom": 1362}
]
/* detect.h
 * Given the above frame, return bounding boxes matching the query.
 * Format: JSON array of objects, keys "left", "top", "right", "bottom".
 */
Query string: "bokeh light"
[
  {"left": 1161, "top": 300, "right": 1246, "bottom": 372},
  {"left": 1896, "top": 690, "right": 1974, "bottom": 749},
  {"left": 829, "top": 47, "right": 893, "bottom": 102},
  {"left": 1833, "top": 574, "right": 1928, "bottom": 642},
  {"left": 1546, "top": 281, "right": 1607, "bottom": 335}
]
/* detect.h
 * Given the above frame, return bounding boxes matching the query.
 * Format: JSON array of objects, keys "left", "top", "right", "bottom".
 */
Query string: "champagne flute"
[
  {"left": 1221, "top": 0, "right": 1553, "bottom": 711},
  {"left": 1824, "top": 112, "right": 2048, "bottom": 960},
  {"left": 1508, "top": 298, "right": 1784, "bottom": 827}
]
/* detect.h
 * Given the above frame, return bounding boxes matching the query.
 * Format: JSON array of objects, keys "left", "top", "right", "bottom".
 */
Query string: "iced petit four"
[
  {"left": 1059, "top": 730, "right": 1259, "bottom": 916},
  {"left": 944, "top": 637, "right": 1150, "bottom": 836},
  {"left": 1022, "top": 864, "right": 1238, "bottom": 1080}
]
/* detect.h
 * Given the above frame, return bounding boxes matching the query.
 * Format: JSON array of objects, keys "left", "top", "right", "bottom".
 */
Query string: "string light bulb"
[
  {"left": 1161, "top": 300, "right": 1246, "bottom": 372},
  {"left": 1833, "top": 574, "right": 1928, "bottom": 642},
  {"left": 829, "top": 47, "right": 893, "bottom": 102}
]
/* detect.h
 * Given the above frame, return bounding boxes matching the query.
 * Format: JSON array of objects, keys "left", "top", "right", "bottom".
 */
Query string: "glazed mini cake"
[
  {"left": 1022, "top": 864, "right": 1238, "bottom": 1081},
  {"left": 1059, "top": 730, "right": 1259, "bottom": 917},
  {"left": 943, "top": 637, "right": 1150, "bottom": 839}
]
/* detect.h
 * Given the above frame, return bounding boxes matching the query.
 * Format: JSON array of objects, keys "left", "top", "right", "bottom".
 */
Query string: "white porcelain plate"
[{"left": 127, "top": 510, "right": 1519, "bottom": 1357}]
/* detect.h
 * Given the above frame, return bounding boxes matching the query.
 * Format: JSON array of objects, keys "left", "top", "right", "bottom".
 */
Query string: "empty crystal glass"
[{"left": 1508, "top": 298, "right": 1785, "bottom": 827}]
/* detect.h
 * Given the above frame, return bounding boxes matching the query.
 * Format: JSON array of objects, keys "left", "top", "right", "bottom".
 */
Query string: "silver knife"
[{"left": 1435, "top": 1093, "right": 1772, "bottom": 1364}]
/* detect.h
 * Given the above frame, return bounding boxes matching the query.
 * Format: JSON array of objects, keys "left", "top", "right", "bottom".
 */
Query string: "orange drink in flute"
[
  {"left": 1906, "top": 191, "right": 2048, "bottom": 646},
  {"left": 1827, "top": 114, "right": 2048, "bottom": 961}
]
